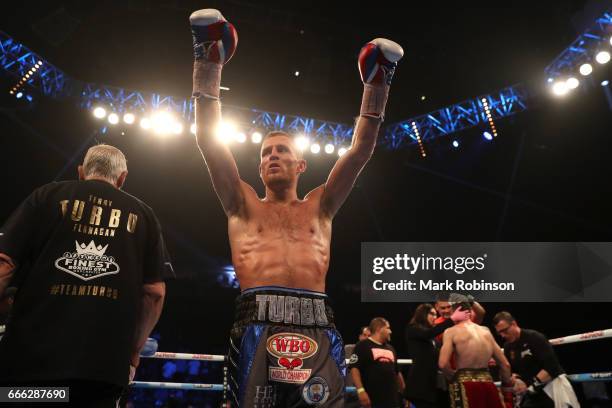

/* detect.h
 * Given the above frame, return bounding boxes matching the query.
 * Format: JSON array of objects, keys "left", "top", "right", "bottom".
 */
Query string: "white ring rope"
[
  {"left": 131, "top": 328, "right": 612, "bottom": 393},
  {"left": 140, "top": 327, "right": 612, "bottom": 363}
]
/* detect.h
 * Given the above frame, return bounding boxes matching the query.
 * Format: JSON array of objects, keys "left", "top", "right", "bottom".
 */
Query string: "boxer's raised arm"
[
  {"left": 191, "top": 9, "right": 245, "bottom": 216},
  {"left": 195, "top": 98, "right": 245, "bottom": 216},
  {"left": 321, "top": 39, "right": 403, "bottom": 217}
]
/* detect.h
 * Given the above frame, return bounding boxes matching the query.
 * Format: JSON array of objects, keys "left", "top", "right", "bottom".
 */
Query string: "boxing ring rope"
[{"left": 132, "top": 328, "right": 612, "bottom": 394}]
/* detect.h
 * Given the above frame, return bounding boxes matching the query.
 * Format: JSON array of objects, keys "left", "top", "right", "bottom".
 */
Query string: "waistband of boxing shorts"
[
  {"left": 234, "top": 286, "right": 335, "bottom": 328},
  {"left": 453, "top": 368, "right": 494, "bottom": 383}
]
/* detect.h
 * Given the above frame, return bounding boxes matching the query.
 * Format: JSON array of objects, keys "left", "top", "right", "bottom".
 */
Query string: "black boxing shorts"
[{"left": 227, "top": 286, "right": 345, "bottom": 407}]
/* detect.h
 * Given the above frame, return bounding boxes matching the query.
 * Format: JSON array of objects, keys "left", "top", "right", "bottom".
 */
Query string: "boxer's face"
[
  {"left": 435, "top": 301, "right": 452, "bottom": 318},
  {"left": 495, "top": 320, "right": 519, "bottom": 342},
  {"left": 259, "top": 135, "right": 306, "bottom": 187}
]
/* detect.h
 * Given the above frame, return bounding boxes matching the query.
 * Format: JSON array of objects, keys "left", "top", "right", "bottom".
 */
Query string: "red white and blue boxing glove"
[
  {"left": 358, "top": 38, "right": 403, "bottom": 120},
  {"left": 190, "top": 9, "right": 238, "bottom": 99}
]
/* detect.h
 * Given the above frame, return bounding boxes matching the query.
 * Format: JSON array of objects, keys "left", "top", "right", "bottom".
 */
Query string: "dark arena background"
[{"left": 1, "top": 1, "right": 612, "bottom": 407}]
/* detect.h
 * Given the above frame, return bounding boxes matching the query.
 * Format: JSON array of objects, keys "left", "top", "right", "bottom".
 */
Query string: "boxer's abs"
[{"left": 228, "top": 209, "right": 332, "bottom": 292}]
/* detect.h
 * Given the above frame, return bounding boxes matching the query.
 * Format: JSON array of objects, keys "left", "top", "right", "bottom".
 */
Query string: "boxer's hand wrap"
[
  {"left": 358, "top": 38, "right": 403, "bottom": 120},
  {"left": 193, "top": 60, "right": 223, "bottom": 100},
  {"left": 190, "top": 9, "right": 238, "bottom": 99}
]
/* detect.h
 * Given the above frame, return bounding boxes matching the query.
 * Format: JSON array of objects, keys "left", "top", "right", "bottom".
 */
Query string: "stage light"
[
  {"left": 123, "top": 113, "right": 135, "bottom": 124},
  {"left": 480, "top": 98, "right": 498, "bottom": 137},
  {"left": 294, "top": 135, "right": 310, "bottom": 151},
  {"left": 552, "top": 81, "right": 569, "bottom": 96},
  {"left": 172, "top": 122, "right": 183, "bottom": 135},
  {"left": 236, "top": 132, "right": 247, "bottom": 143},
  {"left": 411, "top": 121, "right": 427, "bottom": 157},
  {"left": 310, "top": 143, "right": 321, "bottom": 154},
  {"left": 251, "top": 131, "right": 262, "bottom": 143},
  {"left": 324, "top": 144, "right": 334, "bottom": 154},
  {"left": 93, "top": 107, "right": 107, "bottom": 118},
  {"left": 483, "top": 131, "right": 493, "bottom": 141},
  {"left": 190, "top": 124, "right": 197, "bottom": 134},
  {"left": 602, "top": 80, "right": 610, "bottom": 87},
  {"left": 108, "top": 113, "right": 119, "bottom": 125},
  {"left": 595, "top": 51, "right": 610, "bottom": 64},
  {"left": 547, "top": 77, "right": 554, "bottom": 83},
  {"left": 338, "top": 147, "right": 348, "bottom": 157},
  {"left": 579, "top": 63, "right": 593, "bottom": 76},
  {"left": 15, "top": 92, "right": 23, "bottom": 99},
  {"left": 294, "top": 71, "right": 300, "bottom": 77},
  {"left": 610, "top": 36, "right": 612, "bottom": 46},
  {"left": 151, "top": 111, "right": 176, "bottom": 134},
  {"left": 452, "top": 140, "right": 459, "bottom": 148},
  {"left": 25, "top": 95, "right": 33, "bottom": 102},
  {"left": 566, "top": 77, "right": 579, "bottom": 89},
  {"left": 140, "top": 117, "right": 151, "bottom": 129},
  {"left": 216, "top": 121, "right": 237, "bottom": 143}
]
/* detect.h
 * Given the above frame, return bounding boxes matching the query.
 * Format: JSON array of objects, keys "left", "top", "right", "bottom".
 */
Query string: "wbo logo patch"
[
  {"left": 55, "top": 240, "right": 120, "bottom": 281},
  {"left": 302, "top": 376, "right": 330, "bottom": 405},
  {"left": 267, "top": 332, "right": 318, "bottom": 384}
]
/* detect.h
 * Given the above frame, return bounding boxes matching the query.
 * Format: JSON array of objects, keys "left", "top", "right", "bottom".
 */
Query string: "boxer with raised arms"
[{"left": 189, "top": 8, "right": 403, "bottom": 407}]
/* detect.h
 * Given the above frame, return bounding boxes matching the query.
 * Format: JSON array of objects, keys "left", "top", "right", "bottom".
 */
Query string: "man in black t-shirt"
[
  {"left": 345, "top": 326, "right": 372, "bottom": 407},
  {"left": 0, "top": 144, "right": 171, "bottom": 407},
  {"left": 493, "top": 312, "right": 580, "bottom": 408},
  {"left": 349, "top": 317, "right": 405, "bottom": 408}
]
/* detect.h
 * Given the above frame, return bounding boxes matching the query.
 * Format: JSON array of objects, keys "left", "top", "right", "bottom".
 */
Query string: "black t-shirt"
[
  {"left": 348, "top": 338, "right": 399, "bottom": 407},
  {"left": 503, "top": 328, "right": 564, "bottom": 385},
  {"left": 0, "top": 180, "right": 172, "bottom": 387}
]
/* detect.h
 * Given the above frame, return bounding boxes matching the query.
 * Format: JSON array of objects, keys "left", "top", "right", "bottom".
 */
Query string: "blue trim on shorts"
[
  {"left": 325, "top": 328, "right": 347, "bottom": 377},
  {"left": 241, "top": 285, "right": 327, "bottom": 297},
  {"left": 238, "top": 324, "right": 265, "bottom": 405}
]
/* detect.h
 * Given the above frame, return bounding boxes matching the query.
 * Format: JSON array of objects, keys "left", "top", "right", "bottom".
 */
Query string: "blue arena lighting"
[
  {"left": 383, "top": 85, "right": 527, "bottom": 148},
  {"left": 15, "top": 91, "right": 22, "bottom": 98},
  {"left": 483, "top": 131, "right": 493, "bottom": 140},
  {"left": 0, "top": 31, "right": 69, "bottom": 98},
  {"left": 602, "top": 80, "right": 610, "bottom": 86},
  {"left": 452, "top": 140, "right": 459, "bottom": 148},
  {"left": 544, "top": 11, "right": 612, "bottom": 82},
  {"left": 25, "top": 94, "right": 32, "bottom": 102}
]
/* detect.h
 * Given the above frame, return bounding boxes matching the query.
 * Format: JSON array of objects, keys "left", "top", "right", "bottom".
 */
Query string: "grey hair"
[{"left": 82, "top": 144, "right": 127, "bottom": 182}]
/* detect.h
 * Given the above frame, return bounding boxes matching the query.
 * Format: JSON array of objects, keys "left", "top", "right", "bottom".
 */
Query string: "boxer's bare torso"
[
  {"left": 228, "top": 183, "right": 331, "bottom": 291},
  {"left": 445, "top": 321, "right": 496, "bottom": 369}
]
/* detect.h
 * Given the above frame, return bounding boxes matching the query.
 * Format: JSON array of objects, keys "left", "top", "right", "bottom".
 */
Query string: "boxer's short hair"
[{"left": 261, "top": 131, "right": 303, "bottom": 159}]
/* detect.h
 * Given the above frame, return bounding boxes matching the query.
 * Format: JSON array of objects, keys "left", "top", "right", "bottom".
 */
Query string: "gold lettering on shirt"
[
  {"left": 89, "top": 205, "right": 103, "bottom": 226},
  {"left": 71, "top": 200, "right": 85, "bottom": 221},
  {"left": 63, "top": 197, "right": 137, "bottom": 237},
  {"left": 49, "top": 284, "right": 119, "bottom": 300},
  {"left": 127, "top": 213, "right": 138, "bottom": 233},
  {"left": 60, "top": 200, "right": 69, "bottom": 216},
  {"left": 109, "top": 209, "right": 121, "bottom": 228}
]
